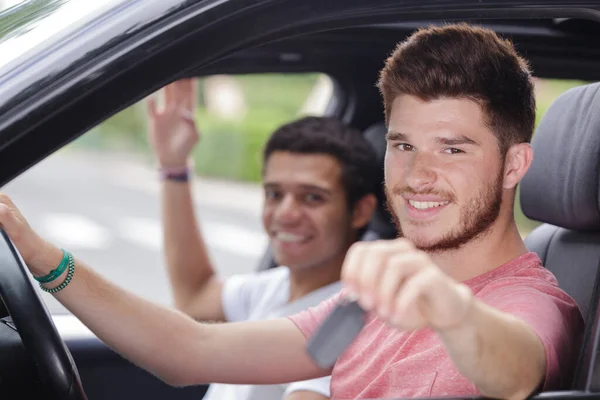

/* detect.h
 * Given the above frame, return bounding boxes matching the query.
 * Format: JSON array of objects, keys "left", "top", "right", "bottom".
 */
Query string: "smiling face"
[
  {"left": 384, "top": 95, "right": 507, "bottom": 252},
  {"left": 262, "top": 151, "right": 359, "bottom": 271}
]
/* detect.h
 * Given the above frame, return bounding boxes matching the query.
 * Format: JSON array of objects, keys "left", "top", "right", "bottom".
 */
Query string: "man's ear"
[
  {"left": 503, "top": 143, "right": 534, "bottom": 190},
  {"left": 351, "top": 194, "right": 377, "bottom": 229}
]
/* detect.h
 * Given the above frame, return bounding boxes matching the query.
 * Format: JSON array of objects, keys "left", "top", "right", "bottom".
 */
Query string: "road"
[{"left": 1, "top": 149, "right": 267, "bottom": 314}]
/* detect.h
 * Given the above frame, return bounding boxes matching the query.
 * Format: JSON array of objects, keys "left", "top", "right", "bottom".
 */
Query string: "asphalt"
[{"left": 1, "top": 149, "right": 267, "bottom": 314}]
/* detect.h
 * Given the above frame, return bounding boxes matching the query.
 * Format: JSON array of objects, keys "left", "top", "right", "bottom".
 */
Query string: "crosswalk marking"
[
  {"left": 117, "top": 217, "right": 163, "bottom": 250},
  {"left": 39, "top": 213, "right": 112, "bottom": 249},
  {"left": 36, "top": 212, "right": 267, "bottom": 259},
  {"left": 202, "top": 221, "right": 268, "bottom": 258},
  {"left": 118, "top": 217, "right": 268, "bottom": 258}
]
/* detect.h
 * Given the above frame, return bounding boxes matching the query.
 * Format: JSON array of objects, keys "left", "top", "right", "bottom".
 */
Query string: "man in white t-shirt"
[{"left": 146, "top": 79, "right": 379, "bottom": 400}]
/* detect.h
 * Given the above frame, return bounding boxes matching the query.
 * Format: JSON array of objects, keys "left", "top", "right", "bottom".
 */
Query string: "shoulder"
[
  {"left": 473, "top": 252, "right": 581, "bottom": 315},
  {"left": 475, "top": 252, "right": 561, "bottom": 295}
]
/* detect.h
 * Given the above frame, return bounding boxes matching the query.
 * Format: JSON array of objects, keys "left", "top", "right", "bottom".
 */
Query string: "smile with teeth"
[
  {"left": 408, "top": 200, "right": 450, "bottom": 210},
  {"left": 275, "top": 232, "right": 308, "bottom": 243}
]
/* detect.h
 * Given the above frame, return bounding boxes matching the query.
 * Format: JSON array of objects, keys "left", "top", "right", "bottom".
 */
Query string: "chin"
[
  {"left": 274, "top": 252, "right": 306, "bottom": 268},
  {"left": 273, "top": 252, "right": 293, "bottom": 266},
  {"left": 401, "top": 227, "right": 445, "bottom": 249},
  {"left": 404, "top": 235, "right": 436, "bottom": 249}
]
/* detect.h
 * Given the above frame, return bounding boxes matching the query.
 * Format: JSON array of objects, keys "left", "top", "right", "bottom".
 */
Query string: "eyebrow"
[
  {"left": 263, "top": 183, "right": 333, "bottom": 194},
  {"left": 386, "top": 131, "right": 479, "bottom": 146}
]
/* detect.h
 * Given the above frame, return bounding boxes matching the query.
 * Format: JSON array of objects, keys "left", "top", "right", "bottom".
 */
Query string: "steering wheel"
[{"left": 0, "top": 229, "right": 87, "bottom": 399}]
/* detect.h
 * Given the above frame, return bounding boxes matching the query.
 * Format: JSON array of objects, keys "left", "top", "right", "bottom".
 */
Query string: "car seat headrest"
[
  {"left": 520, "top": 82, "right": 600, "bottom": 231},
  {"left": 363, "top": 122, "right": 397, "bottom": 239}
]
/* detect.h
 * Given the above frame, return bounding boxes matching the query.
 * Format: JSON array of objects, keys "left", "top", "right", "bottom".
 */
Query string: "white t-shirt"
[{"left": 203, "top": 266, "right": 342, "bottom": 400}]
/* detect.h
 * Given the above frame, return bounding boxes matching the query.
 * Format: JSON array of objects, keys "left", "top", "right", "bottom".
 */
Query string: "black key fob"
[{"left": 306, "top": 297, "right": 366, "bottom": 369}]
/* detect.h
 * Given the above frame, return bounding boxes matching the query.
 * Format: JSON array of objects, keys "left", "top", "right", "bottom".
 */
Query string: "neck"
[
  {"left": 428, "top": 208, "right": 529, "bottom": 282},
  {"left": 287, "top": 247, "right": 347, "bottom": 303}
]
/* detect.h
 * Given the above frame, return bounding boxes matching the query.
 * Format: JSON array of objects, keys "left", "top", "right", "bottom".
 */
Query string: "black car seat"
[
  {"left": 520, "top": 82, "right": 600, "bottom": 390},
  {"left": 361, "top": 122, "right": 397, "bottom": 241}
]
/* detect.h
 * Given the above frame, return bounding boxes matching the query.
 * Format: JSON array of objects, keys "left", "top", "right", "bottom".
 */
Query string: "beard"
[{"left": 385, "top": 168, "right": 504, "bottom": 253}]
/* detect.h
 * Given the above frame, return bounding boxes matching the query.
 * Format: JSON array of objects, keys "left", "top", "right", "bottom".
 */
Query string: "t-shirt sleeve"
[
  {"left": 283, "top": 375, "right": 332, "bottom": 398},
  {"left": 478, "top": 279, "right": 584, "bottom": 391},
  {"left": 288, "top": 291, "right": 345, "bottom": 339},
  {"left": 222, "top": 267, "right": 288, "bottom": 322}
]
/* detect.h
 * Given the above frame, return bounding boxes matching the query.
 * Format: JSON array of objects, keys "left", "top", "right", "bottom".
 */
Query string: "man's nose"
[
  {"left": 405, "top": 152, "right": 438, "bottom": 189},
  {"left": 274, "top": 195, "right": 302, "bottom": 223}
]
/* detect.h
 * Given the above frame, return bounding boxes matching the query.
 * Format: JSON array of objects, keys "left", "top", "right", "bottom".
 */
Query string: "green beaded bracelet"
[
  {"left": 40, "top": 252, "right": 75, "bottom": 294},
  {"left": 34, "top": 249, "right": 69, "bottom": 283}
]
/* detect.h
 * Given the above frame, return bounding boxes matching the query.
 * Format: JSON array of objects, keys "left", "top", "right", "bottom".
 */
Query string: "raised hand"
[{"left": 147, "top": 79, "right": 200, "bottom": 167}]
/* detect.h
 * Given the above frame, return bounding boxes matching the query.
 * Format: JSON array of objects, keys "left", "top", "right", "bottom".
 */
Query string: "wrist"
[
  {"left": 437, "top": 283, "right": 476, "bottom": 334},
  {"left": 158, "top": 160, "right": 194, "bottom": 183},
  {"left": 157, "top": 156, "right": 193, "bottom": 169},
  {"left": 29, "top": 242, "right": 64, "bottom": 278}
]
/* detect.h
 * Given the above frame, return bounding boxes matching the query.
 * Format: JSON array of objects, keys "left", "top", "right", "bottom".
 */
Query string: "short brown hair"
[
  {"left": 377, "top": 23, "right": 536, "bottom": 153},
  {"left": 263, "top": 116, "right": 380, "bottom": 208}
]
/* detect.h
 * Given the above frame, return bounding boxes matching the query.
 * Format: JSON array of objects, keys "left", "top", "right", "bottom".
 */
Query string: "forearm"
[
  {"left": 438, "top": 299, "right": 546, "bottom": 400},
  {"left": 41, "top": 250, "right": 324, "bottom": 386},
  {"left": 46, "top": 252, "right": 212, "bottom": 386},
  {"left": 161, "top": 180, "right": 216, "bottom": 307}
]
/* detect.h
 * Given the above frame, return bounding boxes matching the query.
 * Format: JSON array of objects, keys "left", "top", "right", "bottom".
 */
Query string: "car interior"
[{"left": 2, "top": 1, "right": 600, "bottom": 398}]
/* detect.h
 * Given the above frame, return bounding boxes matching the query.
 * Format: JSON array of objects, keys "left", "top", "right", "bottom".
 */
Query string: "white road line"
[
  {"left": 117, "top": 217, "right": 268, "bottom": 258},
  {"left": 39, "top": 213, "right": 112, "bottom": 249},
  {"left": 203, "top": 221, "right": 268, "bottom": 258},
  {"left": 117, "top": 217, "right": 162, "bottom": 250},
  {"left": 36, "top": 212, "right": 267, "bottom": 258}
]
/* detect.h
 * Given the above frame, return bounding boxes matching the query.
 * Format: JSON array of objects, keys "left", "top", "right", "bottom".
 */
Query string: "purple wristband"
[{"left": 158, "top": 165, "right": 192, "bottom": 182}]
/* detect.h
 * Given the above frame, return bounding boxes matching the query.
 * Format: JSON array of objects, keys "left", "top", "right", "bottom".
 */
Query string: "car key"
[{"left": 306, "top": 296, "right": 366, "bottom": 369}]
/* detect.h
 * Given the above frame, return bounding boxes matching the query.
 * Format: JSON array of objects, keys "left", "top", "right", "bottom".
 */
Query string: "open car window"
[
  {"left": 2, "top": 72, "right": 334, "bottom": 314},
  {"left": 0, "top": 68, "right": 591, "bottom": 319}
]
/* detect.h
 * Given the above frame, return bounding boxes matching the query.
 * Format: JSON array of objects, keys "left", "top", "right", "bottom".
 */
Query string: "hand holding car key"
[{"left": 306, "top": 238, "right": 473, "bottom": 368}]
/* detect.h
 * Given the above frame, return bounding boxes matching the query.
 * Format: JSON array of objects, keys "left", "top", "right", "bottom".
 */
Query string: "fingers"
[
  {"left": 342, "top": 239, "right": 415, "bottom": 311},
  {"left": 0, "top": 192, "right": 16, "bottom": 208},
  {"left": 343, "top": 237, "right": 471, "bottom": 331},
  {"left": 355, "top": 242, "right": 399, "bottom": 310},
  {"left": 159, "top": 79, "right": 197, "bottom": 116},
  {"left": 147, "top": 96, "right": 158, "bottom": 118},
  {"left": 180, "top": 78, "right": 197, "bottom": 111},
  {"left": 163, "top": 83, "right": 174, "bottom": 112},
  {"left": 0, "top": 200, "right": 12, "bottom": 228},
  {"left": 341, "top": 243, "right": 367, "bottom": 296},
  {"left": 376, "top": 252, "right": 424, "bottom": 319},
  {"left": 342, "top": 237, "right": 454, "bottom": 331},
  {"left": 392, "top": 267, "right": 437, "bottom": 328},
  {"left": 0, "top": 193, "right": 24, "bottom": 242}
]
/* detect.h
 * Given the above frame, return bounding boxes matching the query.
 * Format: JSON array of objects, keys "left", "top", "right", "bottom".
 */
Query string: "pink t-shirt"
[{"left": 289, "top": 252, "right": 584, "bottom": 399}]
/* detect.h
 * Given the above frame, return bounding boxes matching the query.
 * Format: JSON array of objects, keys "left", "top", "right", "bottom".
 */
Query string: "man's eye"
[
  {"left": 265, "top": 190, "right": 281, "bottom": 200},
  {"left": 304, "top": 193, "right": 324, "bottom": 203},
  {"left": 444, "top": 148, "right": 464, "bottom": 154},
  {"left": 396, "top": 143, "right": 414, "bottom": 151}
]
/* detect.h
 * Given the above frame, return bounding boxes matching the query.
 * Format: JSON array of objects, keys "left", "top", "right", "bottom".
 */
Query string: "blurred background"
[{"left": 0, "top": 1, "right": 590, "bottom": 314}]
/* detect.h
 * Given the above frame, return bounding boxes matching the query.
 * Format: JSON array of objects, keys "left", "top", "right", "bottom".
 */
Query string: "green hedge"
[
  {"left": 191, "top": 107, "right": 290, "bottom": 181},
  {"left": 76, "top": 74, "right": 320, "bottom": 181}
]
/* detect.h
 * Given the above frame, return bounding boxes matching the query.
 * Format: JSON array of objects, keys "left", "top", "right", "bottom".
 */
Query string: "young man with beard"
[
  {"left": 146, "top": 79, "right": 379, "bottom": 400},
  {"left": 0, "top": 23, "right": 583, "bottom": 400}
]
